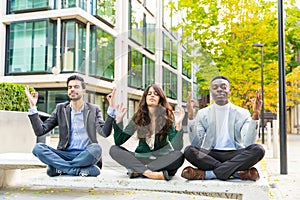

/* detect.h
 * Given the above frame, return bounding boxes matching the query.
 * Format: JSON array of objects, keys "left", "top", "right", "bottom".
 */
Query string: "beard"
[
  {"left": 69, "top": 93, "right": 82, "bottom": 101},
  {"left": 69, "top": 97, "right": 81, "bottom": 101}
]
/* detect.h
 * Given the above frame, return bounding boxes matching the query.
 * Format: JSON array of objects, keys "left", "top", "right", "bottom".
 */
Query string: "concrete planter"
[{"left": 0, "top": 110, "right": 36, "bottom": 153}]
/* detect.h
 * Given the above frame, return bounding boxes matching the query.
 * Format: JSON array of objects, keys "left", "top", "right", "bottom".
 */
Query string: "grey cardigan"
[
  {"left": 28, "top": 102, "right": 114, "bottom": 150},
  {"left": 188, "top": 103, "right": 259, "bottom": 150}
]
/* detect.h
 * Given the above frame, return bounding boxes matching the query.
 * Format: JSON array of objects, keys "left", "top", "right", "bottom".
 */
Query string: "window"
[
  {"left": 163, "top": 67, "right": 177, "bottom": 99},
  {"left": 77, "top": 24, "right": 86, "bottom": 74},
  {"left": 35, "top": 89, "right": 68, "bottom": 114},
  {"left": 128, "top": 47, "right": 155, "bottom": 89},
  {"left": 89, "top": 27, "right": 115, "bottom": 80},
  {"left": 36, "top": 88, "right": 110, "bottom": 117},
  {"left": 144, "top": 0, "right": 156, "bottom": 15},
  {"left": 163, "top": 0, "right": 171, "bottom": 31},
  {"left": 171, "top": 40, "right": 178, "bottom": 68},
  {"left": 129, "top": 0, "right": 156, "bottom": 53},
  {"left": 7, "top": 20, "right": 55, "bottom": 74},
  {"left": 9, "top": 0, "right": 55, "bottom": 13},
  {"left": 163, "top": 33, "right": 171, "bottom": 64},
  {"left": 61, "top": 20, "right": 86, "bottom": 73},
  {"left": 94, "top": 94, "right": 109, "bottom": 119},
  {"left": 61, "top": 0, "right": 78, "bottom": 9},
  {"left": 145, "top": 15, "right": 155, "bottom": 53},
  {"left": 129, "top": 0, "right": 144, "bottom": 45},
  {"left": 163, "top": 33, "right": 177, "bottom": 68},
  {"left": 128, "top": 99, "right": 139, "bottom": 119},
  {"left": 182, "top": 79, "right": 191, "bottom": 102},
  {"left": 182, "top": 51, "right": 192, "bottom": 78},
  {"left": 144, "top": 57, "right": 155, "bottom": 87},
  {"left": 93, "top": 0, "right": 116, "bottom": 25},
  {"left": 128, "top": 48, "right": 143, "bottom": 88},
  {"left": 163, "top": 0, "right": 178, "bottom": 35}
]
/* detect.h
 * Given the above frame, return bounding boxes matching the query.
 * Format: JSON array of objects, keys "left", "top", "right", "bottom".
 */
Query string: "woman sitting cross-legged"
[{"left": 109, "top": 84, "right": 185, "bottom": 181}]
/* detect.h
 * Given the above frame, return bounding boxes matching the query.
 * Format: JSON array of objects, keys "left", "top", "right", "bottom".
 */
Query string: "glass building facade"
[{"left": 1, "top": 0, "right": 197, "bottom": 129}]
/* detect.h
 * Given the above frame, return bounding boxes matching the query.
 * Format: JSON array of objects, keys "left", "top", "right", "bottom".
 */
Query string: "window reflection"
[
  {"left": 163, "top": 67, "right": 177, "bottom": 99},
  {"left": 94, "top": 0, "right": 116, "bottom": 25},
  {"left": 89, "top": 27, "right": 115, "bottom": 80},
  {"left": 10, "top": 0, "right": 55, "bottom": 13},
  {"left": 128, "top": 47, "right": 155, "bottom": 89},
  {"left": 182, "top": 79, "right": 191, "bottom": 102},
  {"left": 8, "top": 20, "right": 55, "bottom": 73},
  {"left": 129, "top": 0, "right": 144, "bottom": 45},
  {"left": 61, "top": 21, "right": 86, "bottom": 73}
]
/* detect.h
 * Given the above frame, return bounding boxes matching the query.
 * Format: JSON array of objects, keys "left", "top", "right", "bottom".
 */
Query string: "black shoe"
[
  {"left": 162, "top": 170, "right": 171, "bottom": 181},
  {"left": 96, "top": 158, "right": 102, "bottom": 169},
  {"left": 46, "top": 166, "right": 65, "bottom": 177},
  {"left": 127, "top": 169, "right": 141, "bottom": 178}
]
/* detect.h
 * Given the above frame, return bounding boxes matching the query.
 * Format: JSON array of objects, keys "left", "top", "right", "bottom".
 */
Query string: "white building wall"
[{"left": 0, "top": 0, "right": 197, "bottom": 117}]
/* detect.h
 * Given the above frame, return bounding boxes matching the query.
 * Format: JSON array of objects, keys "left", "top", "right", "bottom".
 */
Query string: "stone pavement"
[
  {"left": 262, "top": 133, "right": 300, "bottom": 200},
  {"left": 1, "top": 133, "right": 299, "bottom": 199}
]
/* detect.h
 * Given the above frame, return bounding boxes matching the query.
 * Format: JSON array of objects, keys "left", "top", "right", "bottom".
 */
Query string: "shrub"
[{"left": 0, "top": 82, "right": 34, "bottom": 112}]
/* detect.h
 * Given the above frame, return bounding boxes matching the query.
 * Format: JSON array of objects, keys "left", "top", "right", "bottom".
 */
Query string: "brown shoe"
[
  {"left": 181, "top": 166, "right": 205, "bottom": 180},
  {"left": 237, "top": 167, "right": 260, "bottom": 181}
]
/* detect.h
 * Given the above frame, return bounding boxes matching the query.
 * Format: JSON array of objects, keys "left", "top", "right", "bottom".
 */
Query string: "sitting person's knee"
[
  {"left": 32, "top": 143, "right": 46, "bottom": 155},
  {"left": 86, "top": 143, "right": 102, "bottom": 157},
  {"left": 109, "top": 145, "right": 119, "bottom": 157}
]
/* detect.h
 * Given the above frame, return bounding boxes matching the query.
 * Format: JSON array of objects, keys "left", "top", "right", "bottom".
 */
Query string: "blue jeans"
[{"left": 32, "top": 143, "right": 102, "bottom": 176}]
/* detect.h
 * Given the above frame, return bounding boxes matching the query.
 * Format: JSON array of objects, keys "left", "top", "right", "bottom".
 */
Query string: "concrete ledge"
[
  {"left": 0, "top": 111, "right": 37, "bottom": 153},
  {"left": 0, "top": 153, "right": 46, "bottom": 188},
  {"left": 0, "top": 153, "right": 46, "bottom": 170},
  {"left": 0, "top": 152, "right": 269, "bottom": 199},
  {"left": 20, "top": 166, "right": 269, "bottom": 200}
]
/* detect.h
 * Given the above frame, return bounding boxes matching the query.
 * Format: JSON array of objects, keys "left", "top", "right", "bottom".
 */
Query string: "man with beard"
[
  {"left": 181, "top": 75, "right": 265, "bottom": 181},
  {"left": 25, "top": 75, "right": 116, "bottom": 177}
]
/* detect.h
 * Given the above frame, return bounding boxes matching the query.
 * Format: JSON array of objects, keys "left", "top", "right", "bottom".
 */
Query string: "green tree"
[
  {"left": 285, "top": 4, "right": 300, "bottom": 106},
  {"left": 0, "top": 82, "right": 34, "bottom": 112},
  {"left": 172, "top": 0, "right": 300, "bottom": 113}
]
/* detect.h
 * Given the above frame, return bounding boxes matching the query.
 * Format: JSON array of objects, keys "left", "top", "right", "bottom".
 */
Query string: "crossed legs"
[
  {"left": 109, "top": 145, "right": 184, "bottom": 180},
  {"left": 183, "top": 144, "right": 265, "bottom": 180},
  {"left": 32, "top": 143, "right": 102, "bottom": 176}
]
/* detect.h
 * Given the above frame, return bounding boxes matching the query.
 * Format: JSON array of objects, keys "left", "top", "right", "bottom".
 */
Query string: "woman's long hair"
[{"left": 133, "top": 84, "right": 174, "bottom": 141}]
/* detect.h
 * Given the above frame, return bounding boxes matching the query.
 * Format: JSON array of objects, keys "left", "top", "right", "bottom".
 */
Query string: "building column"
[
  {"left": 56, "top": 18, "right": 61, "bottom": 72},
  {"left": 155, "top": 0, "right": 163, "bottom": 85},
  {"left": 114, "top": 0, "right": 129, "bottom": 122},
  {"left": 85, "top": 22, "right": 90, "bottom": 76}
]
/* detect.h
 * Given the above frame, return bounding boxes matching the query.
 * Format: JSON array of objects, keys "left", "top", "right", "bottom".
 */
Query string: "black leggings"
[{"left": 109, "top": 145, "right": 184, "bottom": 176}]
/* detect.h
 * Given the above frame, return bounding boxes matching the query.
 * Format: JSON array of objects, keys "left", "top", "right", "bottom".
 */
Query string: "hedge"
[{"left": 0, "top": 82, "right": 34, "bottom": 112}]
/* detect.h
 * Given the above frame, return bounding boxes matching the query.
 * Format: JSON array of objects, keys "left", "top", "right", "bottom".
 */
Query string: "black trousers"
[
  {"left": 109, "top": 145, "right": 184, "bottom": 176},
  {"left": 184, "top": 144, "right": 265, "bottom": 180}
]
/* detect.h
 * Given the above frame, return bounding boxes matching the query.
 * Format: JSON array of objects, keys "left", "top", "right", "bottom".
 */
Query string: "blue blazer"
[{"left": 188, "top": 103, "right": 259, "bottom": 150}]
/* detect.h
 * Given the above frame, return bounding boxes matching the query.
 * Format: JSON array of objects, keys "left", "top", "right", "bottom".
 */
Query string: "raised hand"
[
  {"left": 106, "top": 87, "right": 116, "bottom": 107},
  {"left": 186, "top": 92, "right": 196, "bottom": 120},
  {"left": 250, "top": 89, "right": 263, "bottom": 120},
  {"left": 24, "top": 86, "right": 38, "bottom": 108},
  {"left": 115, "top": 103, "right": 128, "bottom": 124},
  {"left": 174, "top": 106, "right": 185, "bottom": 130}
]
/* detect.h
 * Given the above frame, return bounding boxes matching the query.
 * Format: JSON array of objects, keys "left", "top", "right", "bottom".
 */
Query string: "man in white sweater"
[{"left": 181, "top": 75, "right": 265, "bottom": 181}]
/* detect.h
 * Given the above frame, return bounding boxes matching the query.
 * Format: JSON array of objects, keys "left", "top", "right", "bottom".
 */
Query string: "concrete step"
[{"left": 17, "top": 164, "right": 269, "bottom": 200}]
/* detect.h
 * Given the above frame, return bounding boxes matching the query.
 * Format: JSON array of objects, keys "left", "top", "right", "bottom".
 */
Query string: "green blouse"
[{"left": 113, "top": 120, "right": 183, "bottom": 157}]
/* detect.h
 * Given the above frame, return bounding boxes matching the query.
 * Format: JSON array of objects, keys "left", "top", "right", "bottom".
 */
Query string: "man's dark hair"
[
  {"left": 211, "top": 75, "right": 230, "bottom": 84},
  {"left": 67, "top": 75, "right": 86, "bottom": 89}
]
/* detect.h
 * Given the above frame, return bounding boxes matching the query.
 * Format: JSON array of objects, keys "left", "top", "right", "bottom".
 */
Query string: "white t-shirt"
[{"left": 214, "top": 103, "right": 236, "bottom": 150}]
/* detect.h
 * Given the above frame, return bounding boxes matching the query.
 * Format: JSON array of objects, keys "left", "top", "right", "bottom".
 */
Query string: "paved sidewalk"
[
  {"left": 1, "top": 133, "right": 269, "bottom": 200},
  {"left": 262, "top": 133, "right": 300, "bottom": 199},
  {"left": 2, "top": 133, "right": 299, "bottom": 199}
]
